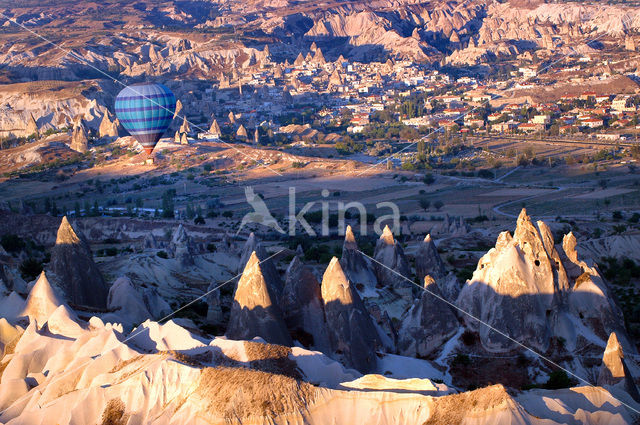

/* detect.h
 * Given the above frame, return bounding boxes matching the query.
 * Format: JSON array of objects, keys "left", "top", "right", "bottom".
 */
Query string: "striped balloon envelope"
[{"left": 114, "top": 83, "right": 176, "bottom": 154}]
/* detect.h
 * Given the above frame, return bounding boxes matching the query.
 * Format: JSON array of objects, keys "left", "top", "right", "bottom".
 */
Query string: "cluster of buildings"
[{"left": 167, "top": 46, "right": 640, "bottom": 144}]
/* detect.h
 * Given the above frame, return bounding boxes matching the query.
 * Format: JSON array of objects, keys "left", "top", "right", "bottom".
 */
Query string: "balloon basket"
[{"left": 145, "top": 157, "right": 154, "bottom": 165}]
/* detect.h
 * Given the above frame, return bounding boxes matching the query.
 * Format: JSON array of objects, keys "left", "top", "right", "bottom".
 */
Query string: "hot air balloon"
[{"left": 114, "top": 83, "right": 176, "bottom": 154}]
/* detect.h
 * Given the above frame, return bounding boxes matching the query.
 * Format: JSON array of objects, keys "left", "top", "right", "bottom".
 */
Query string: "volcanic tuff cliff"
[
  {"left": 1, "top": 311, "right": 634, "bottom": 424},
  {"left": 0, "top": 206, "right": 639, "bottom": 423},
  {"left": 457, "top": 209, "right": 632, "bottom": 354},
  {"left": 2, "top": 0, "right": 640, "bottom": 84}
]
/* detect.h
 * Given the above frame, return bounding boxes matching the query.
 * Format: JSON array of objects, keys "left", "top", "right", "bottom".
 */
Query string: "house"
[
  {"left": 560, "top": 94, "right": 579, "bottom": 103},
  {"left": 464, "top": 116, "right": 485, "bottom": 128},
  {"left": 518, "top": 123, "right": 544, "bottom": 133},
  {"left": 596, "top": 134, "right": 620, "bottom": 141},
  {"left": 443, "top": 107, "right": 467, "bottom": 117},
  {"left": 612, "top": 118, "right": 631, "bottom": 128},
  {"left": 559, "top": 125, "right": 576, "bottom": 135},
  {"left": 519, "top": 67, "right": 537, "bottom": 78},
  {"left": 612, "top": 96, "right": 636, "bottom": 113},
  {"left": 350, "top": 113, "right": 370, "bottom": 126},
  {"left": 438, "top": 120, "right": 459, "bottom": 130},
  {"left": 402, "top": 116, "right": 432, "bottom": 127},
  {"left": 491, "top": 121, "right": 518, "bottom": 133},
  {"left": 581, "top": 118, "right": 604, "bottom": 128},
  {"left": 580, "top": 91, "right": 597, "bottom": 101},
  {"left": 532, "top": 115, "right": 550, "bottom": 125}
]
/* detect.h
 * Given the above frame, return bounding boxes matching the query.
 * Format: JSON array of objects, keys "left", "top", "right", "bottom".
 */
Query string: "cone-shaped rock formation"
[
  {"left": 597, "top": 332, "right": 640, "bottom": 402},
  {"left": 339, "top": 225, "right": 377, "bottom": 291},
  {"left": 373, "top": 225, "right": 411, "bottom": 290},
  {"left": 238, "top": 232, "right": 282, "bottom": 297},
  {"left": 226, "top": 252, "right": 292, "bottom": 346},
  {"left": 321, "top": 257, "right": 380, "bottom": 373},
  {"left": 281, "top": 256, "right": 329, "bottom": 351},
  {"left": 49, "top": 217, "right": 108, "bottom": 309},
  {"left": 398, "top": 276, "right": 459, "bottom": 357},
  {"left": 416, "top": 234, "right": 459, "bottom": 302},
  {"left": 168, "top": 224, "right": 195, "bottom": 267},
  {"left": 19, "top": 272, "right": 63, "bottom": 325}
]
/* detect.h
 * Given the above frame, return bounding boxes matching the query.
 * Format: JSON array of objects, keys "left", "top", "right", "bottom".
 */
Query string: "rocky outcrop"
[
  {"left": 49, "top": 217, "right": 108, "bottom": 309},
  {"left": 398, "top": 276, "right": 458, "bottom": 358},
  {"left": 206, "top": 282, "right": 224, "bottom": 327},
  {"left": 415, "top": 234, "right": 446, "bottom": 282},
  {"left": 321, "top": 257, "right": 380, "bottom": 373},
  {"left": 415, "top": 234, "right": 459, "bottom": 302},
  {"left": 226, "top": 252, "right": 292, "bottom": 346},
  {"left": 313, "top": 48, "right": 326, "bottom": 64},
  {"left": 430, "top": 214, "right": 468, "bottom": 237},
  {"left": 626, "top": 35, "right": 636, "bottom": 51},
  {"left": 107, "top": 276, "right": 152, "bottom": 325},
  {"left": 236, "top": 124, "right": 248, "bottom": 140},
  {"left": 328, "top": 69, "right": 343, "bottom": 89},
  {"left": 294, "top": 52, "right": 305, "bottom": 66},
  {"left": 238, "top": 233, "right": 282, "bottom": 298},
  {"left": 141, "top": 286, "right": 171, "bottom": 318},
  {"left": 560, "top": 232, "right": 633, "bottom": 353},
  {"left": 209, "top": 118, "right": 221, "bottom": 137},
  {"left": 0, "top": 264, "right": 27, "bottom": 295},
  {"left": 143, "top": 232, "right": 160, "bottom": 250},
  {"left": 281, "top": 256, "right": 329, "bottom": 351},
  {"left": 457, "top": 209, "right": 631, "bottom": 354},
  {"left": 98, "top": 112, "right": 118, "bottom": 138},
  {"left": 373, "top": 225, "right": 411, "bottom": 292},
  {"left": 339, "top": 225, "right": 377, "bottom": 291},
  {"left": 179, "top": 116, "right": 190, "bottom": 134},
  {"left": 26, "top": 113, "right": 39, "bottom": 138},
  {"left": 597, "top": 332, "right": 640, "bottom": 402},
  {"left": 70, "top": 121, "right": 89, "bottom": 153},
  {"left": 172, "top": 99, "right": 183, "bottom": 121},
  {"left": 168, "top": 224, "right": 195, "bottom": 267}
]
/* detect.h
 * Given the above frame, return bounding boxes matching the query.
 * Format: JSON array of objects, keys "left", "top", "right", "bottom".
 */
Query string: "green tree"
[
  {"left": 417, "top": 138, "right": 426, "bottom": 162},
  {"left": 161, "top": 190, "right": 175, "bottom": 218},
  {"left": 91, "top": 200, "right": 100, "bottom": 217}
]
